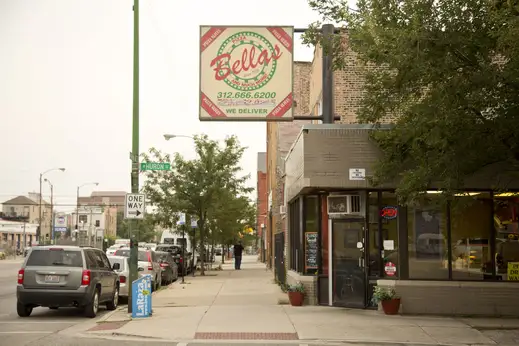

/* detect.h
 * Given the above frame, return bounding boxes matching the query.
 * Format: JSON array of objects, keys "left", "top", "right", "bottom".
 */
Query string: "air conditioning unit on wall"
[{"left": 327, "top": 195, "right": 364, "bottom": 216}]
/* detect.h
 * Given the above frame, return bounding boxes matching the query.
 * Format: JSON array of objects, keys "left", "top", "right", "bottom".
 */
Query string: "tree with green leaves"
[
  {"left": 305, "top": 0, "right": 519, "bottom": 204},
  {"left": 141, "top": 135, "right": 252, "bottom": 275},
  {"left": 207, "top": 190, "right": 256, "bottom": 262}
]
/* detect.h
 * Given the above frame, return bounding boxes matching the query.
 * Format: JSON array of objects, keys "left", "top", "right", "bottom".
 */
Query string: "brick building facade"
[
  {"left": 266, "top": 61, "right": 312, "bottom": 275},
  {"left": 272, "top": 36, "right": 519, "bottom": 316},
  {"left": 256, "top": 152, "right": 267, "bottom": 262}
]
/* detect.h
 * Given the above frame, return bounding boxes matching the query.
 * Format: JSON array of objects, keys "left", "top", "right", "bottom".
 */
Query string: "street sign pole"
[{"left": 128, "top": 0, "right": 139, "bottom": 315}]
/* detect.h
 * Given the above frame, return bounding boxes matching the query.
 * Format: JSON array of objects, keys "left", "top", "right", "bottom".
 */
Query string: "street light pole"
[
  {"left": 38, "top": 173, "right": 43, "bottom": 243},
  {"left": 76, "top": 186, "right": 80, "bottom": 237},
  {"left": 38, "top": 168, "right": 65, "bottom": 244},
  {"left": 163, "top": 134, "right": 195, "bottom": 141},
  {"left": 128, "top": 0, "right": 140, "bottom": 315},
  {"left": 44, "top": 179, "right": 54, "bottom": 244}
]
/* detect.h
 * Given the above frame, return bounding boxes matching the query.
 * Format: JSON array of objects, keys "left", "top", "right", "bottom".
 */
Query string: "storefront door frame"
[{"left": 328, "top": 216, "right": 369, "bottom": 308}]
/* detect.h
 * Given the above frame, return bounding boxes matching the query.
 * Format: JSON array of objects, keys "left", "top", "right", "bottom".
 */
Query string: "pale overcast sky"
[{"left": 0, "top": 0, "right": 322, "bottom": 212}]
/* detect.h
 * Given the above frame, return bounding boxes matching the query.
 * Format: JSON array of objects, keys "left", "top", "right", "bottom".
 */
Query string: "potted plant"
[
  {"left": 372, "top": 286, "right": 400, "bottom": 315},
  {"left": 287, "top": 282, "right": 305, "bottom": 306}
]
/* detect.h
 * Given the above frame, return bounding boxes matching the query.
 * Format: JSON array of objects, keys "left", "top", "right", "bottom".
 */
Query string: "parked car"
[
  {"left": 113, "top": 247, "right": 162, "bottom": 290},
  {"left": 155, "top": 251, "right": 178, "bottom": 285},
  {"left": 155, "top": 244, "right": 192, "bottom": 275},
  {"left": 106, "top": 244, "right": 125, "bottom": 256},
  {"left": 107, "top": 255, "right": 132, "bottom": 300},
  {"left": 16, "top": 245, "right": 120, "bottom": 318}
]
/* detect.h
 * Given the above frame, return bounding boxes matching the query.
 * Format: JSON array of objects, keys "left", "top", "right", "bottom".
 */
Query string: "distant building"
[
  {"left": 0, "top": 219, "right": 38, "bottom": 249},
  {"left": 1, "top": 194, "right": 52, "bottom": 241},
  {"left": 70, "top": 205, "right": 117, "bottom": 240},
  {"left": 78, "top": 191, "right": 127, "bottom": 213}
]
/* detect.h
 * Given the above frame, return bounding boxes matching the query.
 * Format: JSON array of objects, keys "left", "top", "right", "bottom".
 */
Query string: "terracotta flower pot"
[
  {"left": 381, "top": 298, "right": 401, "bottom": 315},
  {"left": 288, "top": 291, "right": 304, "bottom": 306}
]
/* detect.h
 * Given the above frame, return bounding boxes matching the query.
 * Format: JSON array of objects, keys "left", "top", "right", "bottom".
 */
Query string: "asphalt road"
[{"left": 0, "top": 259, "right": 119, "bottom": 345}]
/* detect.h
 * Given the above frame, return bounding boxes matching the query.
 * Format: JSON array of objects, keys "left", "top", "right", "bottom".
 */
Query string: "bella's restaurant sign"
[{"left": 199, "top": 26, "right": 294, "bottom": 121}]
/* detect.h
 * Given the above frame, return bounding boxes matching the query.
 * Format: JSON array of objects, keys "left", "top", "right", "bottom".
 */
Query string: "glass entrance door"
[{"left": 332, "top": 219, "right": 366, "bottom": 308}]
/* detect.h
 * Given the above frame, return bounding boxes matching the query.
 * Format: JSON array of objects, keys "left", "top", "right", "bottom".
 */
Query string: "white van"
[{"left": 160, "top": 230, "right": 191, "bottom": 250}]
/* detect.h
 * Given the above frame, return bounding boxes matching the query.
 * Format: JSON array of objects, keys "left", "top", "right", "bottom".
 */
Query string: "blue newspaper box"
[
  {"left": 131, "top": 276, "right": 151, "bottom": 318},
  {"left": 144, "top": 274, "right": 152, "bottom": 315}
]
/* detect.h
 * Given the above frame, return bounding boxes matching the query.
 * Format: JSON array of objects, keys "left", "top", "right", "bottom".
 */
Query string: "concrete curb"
[
  {"left": 76, "top": 330, "right": 502, "bottom": 346},
  {"left": 95, "top": 306, "right": 129, "bottom": 323}
]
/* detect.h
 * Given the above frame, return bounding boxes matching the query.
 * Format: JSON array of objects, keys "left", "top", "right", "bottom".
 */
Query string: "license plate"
[{"left": 45, "top": 275, "right": 59, "bottom": 283}]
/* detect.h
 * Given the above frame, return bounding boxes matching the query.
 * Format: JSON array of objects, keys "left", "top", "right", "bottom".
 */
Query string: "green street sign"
[{"left": 140, "top": 162, "right": 171, "bottom": 171}]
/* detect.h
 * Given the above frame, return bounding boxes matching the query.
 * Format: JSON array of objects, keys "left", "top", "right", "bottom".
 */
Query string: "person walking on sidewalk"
[{"left": 234, "top": 240, "right": 244, "bottom": 270}]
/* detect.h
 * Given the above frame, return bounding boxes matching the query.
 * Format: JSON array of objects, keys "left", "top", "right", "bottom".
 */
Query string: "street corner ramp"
[
  {"left": 194, "top": 332, "right": 299, "bottom": 340},
  {"left": 87, "top": 321, "right": 129, "bottom": 332}
]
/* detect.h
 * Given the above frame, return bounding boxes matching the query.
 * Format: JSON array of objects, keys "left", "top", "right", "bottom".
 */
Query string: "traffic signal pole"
[{"left": 128, "top": 0, "right": 140, "bottom": 314}]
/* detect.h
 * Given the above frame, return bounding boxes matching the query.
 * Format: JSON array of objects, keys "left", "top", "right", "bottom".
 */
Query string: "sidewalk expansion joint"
[{"left": 194, "top": 332, "right": 299, "bottom": 340}]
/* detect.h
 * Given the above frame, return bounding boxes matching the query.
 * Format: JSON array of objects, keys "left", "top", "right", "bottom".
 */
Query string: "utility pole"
[
  {"left": 89, "top": 208, "right": 93, "bottom": 246},
  {"left": 38, "top": 173, "right": 43, "bottom": 244},
  {"left": 50, "top": 183, "right": 54, "bottom": 244},
  {"left": 76, "top": 186, "right": 80, "bottom": 241},
  {"left": 128, "top": 0, "right": 140, "bottom": 314}
]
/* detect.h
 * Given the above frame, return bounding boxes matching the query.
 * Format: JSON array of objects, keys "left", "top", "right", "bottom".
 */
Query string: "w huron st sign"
[{"left": 199, "top": 26, "right": 294, "bottom": 121}]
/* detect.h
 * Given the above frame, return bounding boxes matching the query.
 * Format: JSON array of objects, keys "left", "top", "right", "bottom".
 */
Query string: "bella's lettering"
[{"left": 210, "top": 45, "right": 283, "bottom": 81}]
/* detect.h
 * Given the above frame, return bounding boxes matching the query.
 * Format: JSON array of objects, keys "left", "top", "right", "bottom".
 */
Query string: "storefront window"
[
  {"left": 304, "top": 196, "right": 319, "bottom": 275},
  {"left": 367, "top": 192, "right": 380, "bottom": 277},
  {"left": 450, "top": 193, "right": 492, "bottom": 280},
  {"left": 288, "top": 197, "right": 302, "bottom": 272},
  {"left": 408, "top": 193, "right": 448, "bottom": 279},
  {"left": 494, "top": 193, "right": 519, "bottom": 282},
  {"left": 381, "top": 192, "right": 399, "bottom": 278}
]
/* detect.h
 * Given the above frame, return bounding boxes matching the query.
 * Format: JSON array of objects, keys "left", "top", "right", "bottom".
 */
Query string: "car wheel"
[
  {"left": 106, "top": 285, "right": 119, "bottom": 311},
  {"left": 84, "top": 288, "right": 100, "bottom": 318},
  {"left": 17, "top": 301, "right": 32, "bottom": 317}
]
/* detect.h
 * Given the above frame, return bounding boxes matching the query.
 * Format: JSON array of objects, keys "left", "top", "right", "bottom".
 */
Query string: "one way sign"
[{"left": 124, "top": 193, "right": 146, "bottom": 220}]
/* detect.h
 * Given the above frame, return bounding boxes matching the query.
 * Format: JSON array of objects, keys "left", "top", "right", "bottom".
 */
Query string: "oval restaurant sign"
[
  {"left": 199, "top": 26, "right": 294, "bottom": 121},
  {"left": 381, "top": 206, "right": 398, "bottom": 220}
]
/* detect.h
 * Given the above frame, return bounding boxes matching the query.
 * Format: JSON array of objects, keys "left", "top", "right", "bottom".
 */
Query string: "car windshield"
[
  {"left": 107, "top": 257, "right": 127, "bottom": 272},
  {"left": 113, "top": 249, "right": 149, "bottom": 262},
  {"left": 26, "top": 249, "right": 83, "bottom": 267}
]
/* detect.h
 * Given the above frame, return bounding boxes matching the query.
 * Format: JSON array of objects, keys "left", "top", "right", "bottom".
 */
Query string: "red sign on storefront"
[
  {"left": 385, "top": 262, "right": 397, "bottom": 276},
  {"left": 381, "top": 206, "right": 398, "bottom": 219}
]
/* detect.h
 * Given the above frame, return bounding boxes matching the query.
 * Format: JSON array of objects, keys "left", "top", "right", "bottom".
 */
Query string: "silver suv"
[{"left": 17, "top": 245, "right": 120, "bottom": 318}]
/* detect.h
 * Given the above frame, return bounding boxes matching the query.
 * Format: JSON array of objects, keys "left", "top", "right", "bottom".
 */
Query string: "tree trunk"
[{"left": 200, "top": 218, "right": 206, "bottom": 276}]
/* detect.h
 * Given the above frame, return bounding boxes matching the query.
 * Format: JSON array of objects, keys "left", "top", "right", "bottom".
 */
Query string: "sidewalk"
[{"left": 81, "top": 255, "right": 519, "bottom": 345}]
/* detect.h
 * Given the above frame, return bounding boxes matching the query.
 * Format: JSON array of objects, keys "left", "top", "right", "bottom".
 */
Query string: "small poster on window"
[{"left": 305, "top": 232, "right": 318, "bottom": 270}]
